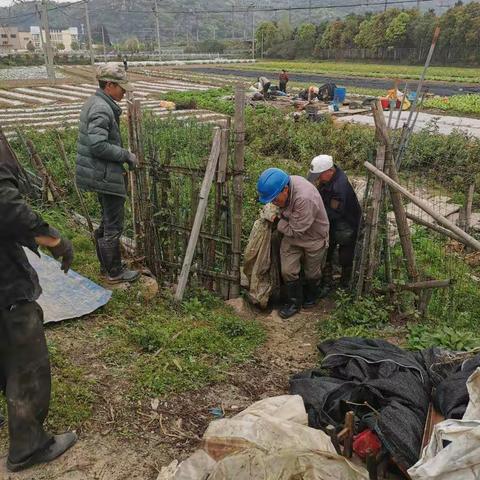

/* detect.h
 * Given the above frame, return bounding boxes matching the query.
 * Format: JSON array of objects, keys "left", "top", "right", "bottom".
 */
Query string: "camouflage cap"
[{"left": 96, "top": 63, "right": 133, "bottom": 92}]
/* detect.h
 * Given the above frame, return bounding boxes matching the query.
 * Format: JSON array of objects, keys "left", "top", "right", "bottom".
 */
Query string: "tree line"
[{"left": 255, "top": 2, "right": 480, "bottom": 64}]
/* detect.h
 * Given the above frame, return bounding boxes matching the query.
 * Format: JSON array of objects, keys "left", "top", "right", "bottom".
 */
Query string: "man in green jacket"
[{"left": 76, "top": 63, "right": 139, "bottom": 283}]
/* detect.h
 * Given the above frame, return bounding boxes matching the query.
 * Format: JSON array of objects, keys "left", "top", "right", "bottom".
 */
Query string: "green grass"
[
  {"left": 424, "top": 94, "right": 480, "bottom": 116},
  {"left": 232, "top": 60, "right": 480, "bottom": 83},
  {"left": 321, "top": 227, "right": 480, "bottom": 351}
]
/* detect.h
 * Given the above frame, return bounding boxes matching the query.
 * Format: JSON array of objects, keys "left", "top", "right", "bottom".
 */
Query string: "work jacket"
[
  {"left": 76, "top": 89, "right": 130, "bottom": 198},
  {"left": 279, "top": 72, "right": 289, "bottom": 83},
  {"left": 278, "top": 175, "right": 329, "bottom": 250},
  {"left": 317, "top": 166, "right": 362, "bottom": 231},
  {"left": 0, "top": 158, "right": 51, "bottom": 309}
]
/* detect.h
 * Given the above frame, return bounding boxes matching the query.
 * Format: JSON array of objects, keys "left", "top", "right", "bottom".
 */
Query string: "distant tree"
[
  {"left": 295, "top": 23, "right": 316, "bottom": 56},
  {"left": 123, "top": 36, "right": 141, "bottom": 53},
  {"left": 385, "top": 12, "right": 411, "bottom": 47},
  {"left": 277, "top": 14, "right": 293, "bottom": 41},
  {"left": 71, "top": 40, "right": 80, "bottom": 51},
  {"left": 196, "top": 39, "right": 225, "bottom": 53},
  {"left": 255, "top": 21, "right": 280, "bottom": 51},
  {"left": 56, "top": 42, "right": 65, "bottom": 51},
  {"left": 320, "top": 20, "right": 346, "bottom": 48}
]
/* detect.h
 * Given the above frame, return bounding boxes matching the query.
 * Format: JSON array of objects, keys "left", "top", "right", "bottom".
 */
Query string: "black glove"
[
  {"left": 126, "top": 152, "right": 138, "bottom": 171},
  {"left": 47, "top": 228, "right": 74, "bottom": 274}
]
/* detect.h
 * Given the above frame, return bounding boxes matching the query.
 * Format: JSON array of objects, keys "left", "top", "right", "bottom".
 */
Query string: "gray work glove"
[
  {"left": 126, "top": 152, "right": 138, "bottom": 171},
  {"left": 47, "top": 228, "right": 74, "bottom": 274}
]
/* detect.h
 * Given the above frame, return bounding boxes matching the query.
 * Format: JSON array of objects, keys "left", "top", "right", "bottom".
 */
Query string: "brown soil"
[{"left": 0, "top": 299, "right": 333, "bottom": 480}]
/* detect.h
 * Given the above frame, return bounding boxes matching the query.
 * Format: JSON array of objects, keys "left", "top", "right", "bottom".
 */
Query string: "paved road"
[
  {"left": 339, "top": 110, "right": 480, "bottom": 138},
  {"left": 187, "top": 67, "right": 480, "bottom": 97}
]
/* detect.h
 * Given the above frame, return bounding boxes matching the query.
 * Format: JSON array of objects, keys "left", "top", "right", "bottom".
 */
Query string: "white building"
[
  {"left": 30, "top": 26, "right": 78, "bottom": 52},
  {"left": 0, "top": 26, "right": 32, "bottom": 53}
]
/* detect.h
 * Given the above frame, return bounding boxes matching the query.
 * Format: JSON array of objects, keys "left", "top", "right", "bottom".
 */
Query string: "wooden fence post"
[
  {"left": 230, "top": 85, "right": 246, "bottom": 299},
  {"left": 365, "top": 161, "right": 480, "bottom": 252},
  {"left": 372, "top": 101, "right": 419, "bottom": 283},
  {"left": 175, "top": 128, "right": 222, "bottom": 302}
]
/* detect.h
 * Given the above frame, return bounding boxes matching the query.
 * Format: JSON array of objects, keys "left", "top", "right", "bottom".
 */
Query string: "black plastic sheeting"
[{"left": 290, "top": 338, "right": 480, "bottom": 470}]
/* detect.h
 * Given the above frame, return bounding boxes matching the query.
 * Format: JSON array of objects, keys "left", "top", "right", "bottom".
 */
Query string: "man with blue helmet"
[{"left": 257, "top": 168, "right": 329, "bottom": 318}]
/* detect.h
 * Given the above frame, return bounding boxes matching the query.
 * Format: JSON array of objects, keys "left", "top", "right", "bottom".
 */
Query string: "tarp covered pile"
[
  {"left": 157, "top": 395, "right": 369, "bottom": 480},
  {"left": 290, "top": 337, "right": 480, "bottom": 478}
]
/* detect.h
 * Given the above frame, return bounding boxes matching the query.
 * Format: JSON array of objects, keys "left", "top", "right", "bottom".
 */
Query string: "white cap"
[{"left": 307, "top": 155, "right": 334, "bottom": 182}]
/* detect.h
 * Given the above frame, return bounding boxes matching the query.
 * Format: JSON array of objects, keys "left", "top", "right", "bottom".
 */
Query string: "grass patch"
[
  {"left": 322, "top": 227, "right": 480, "bottom": 351},
  {"left": 231, "top": 60, "right": 480, "bottom": 83},
  {"left": 424, "top": 94, "right": 480, "bottom": 116},
  {"left": 163, "top": 87, "right": 235, "bottom": 115}
]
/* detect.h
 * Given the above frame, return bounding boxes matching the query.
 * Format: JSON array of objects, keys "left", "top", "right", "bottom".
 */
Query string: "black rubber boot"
[
  {"left": 303, "top": 280, "right": 319, "bottom": 309},
  {"left": 340, "top": 266, "right": 353, "bottom": 290},
  {"left": 93, "top": 229, "right": 107, "bottom": 276},
  {"left": 318, "top": 264, "right": 334, "bottom": 299},
  {"left": 98, "top": 238, "right": 140, "bottom": 284},
  {"left": 279, "top": 280, "right": 302, "bottom": 319},
  {"left": 7, "top": 432, "right": 78, "bottom": 472}
]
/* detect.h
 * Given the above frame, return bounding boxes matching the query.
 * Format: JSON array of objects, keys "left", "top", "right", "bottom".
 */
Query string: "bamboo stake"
[
  {"left": 25, "top": 138, "right": 63, "bottom": 203},
  {"left": 365, "top": 161, "right": 480, "bottom": 252},
  {"left": 364, "top": 144, "right": 386, "bottom": 291},
  {"left": 381, "top": 279, "right": 453, "bottom": 293},
  {"left": 230, "top": 85, "right": 246, "bottom": 298},
  {"left": 406, "top": 212, "right": 465, "bottom": 244},
  {"left": 464, "top": 183, "right": 475, "bottom": 233},
  {"left": 175, "top": 128, "right": 222, "bottom": 302},
  {"left": 372, "top": 101, "right": 419, "bottom": 282},
  {"left": 55, "top": 133, "right": 94, "bottom": 241}
]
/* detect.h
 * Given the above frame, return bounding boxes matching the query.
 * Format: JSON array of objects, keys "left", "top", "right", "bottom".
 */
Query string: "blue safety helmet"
[{"left": 257, "top": 168, "right": 290, "bottom": 204}]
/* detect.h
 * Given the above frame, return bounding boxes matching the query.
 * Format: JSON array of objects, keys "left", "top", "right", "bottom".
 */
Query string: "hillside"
[{"left": 0, "top": 0, "right": 471, "bottom": 43}]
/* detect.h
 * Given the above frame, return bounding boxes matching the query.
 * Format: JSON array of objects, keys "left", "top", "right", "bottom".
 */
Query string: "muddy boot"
[
  {"left": 318, "top": 264, "right": 334, "bottom": 299},
  {"left": 340, "top": 265, "right": 353, "bottom": 290},
  {"left": 279, "top": 280, "right": 302, "bottom": 319},
  {"left": 303, "top": 280, "right": 319, "bottom": 309},
  {"left": 98, "top": 238, "right": 140, "bottom": 284},
  {"left": 7, "top": 432, "right": 78, "bottom": 472}
]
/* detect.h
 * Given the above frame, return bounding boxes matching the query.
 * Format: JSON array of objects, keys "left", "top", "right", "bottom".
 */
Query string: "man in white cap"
[
  {"left": 307, "top": 155, "right": 361, "bottom": 293},
  {"left": 76, "top": 63, "right": 140, "bottom": 284}
]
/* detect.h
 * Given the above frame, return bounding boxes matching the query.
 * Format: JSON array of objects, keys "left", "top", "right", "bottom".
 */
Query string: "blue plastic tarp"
[{"left": 25, "top": 248, "right": 112, "bottom": 324}]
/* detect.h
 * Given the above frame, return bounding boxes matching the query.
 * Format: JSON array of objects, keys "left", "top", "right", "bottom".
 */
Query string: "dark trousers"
[
  {"left": 97, "top": 193, "right": 125, "bottom": 242},
  {"left": 262, "top": 82, "right": 271, "bottom": 97},
  {"left": 326, "top": 221, "right": 357, "bottom": 269},
  {"left": 279, "top": 81, "right": 287, "bottom": 93},
  {"left": 0, "top": 302, "right": 52, "bottom": 463}
]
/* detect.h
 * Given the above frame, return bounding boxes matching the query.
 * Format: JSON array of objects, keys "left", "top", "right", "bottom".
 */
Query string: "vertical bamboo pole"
[
  {"left": 175, "top": 128, "right": 222, "bottom": 302},
  {"left": 372, "top": 101, "right": 419, "bottom": 283},
  {"left": 464, "top": 183, "right": 475, "bottom": 233},
  {"left": 230, "top": 85, "right": 245, "bottom": 298},
  {"left": 364, "top": 145, "right": 386, "bottom": 291}
]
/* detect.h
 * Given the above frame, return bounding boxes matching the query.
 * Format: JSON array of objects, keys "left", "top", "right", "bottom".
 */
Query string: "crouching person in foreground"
[{"left": 257, "top": 168, "right": 329, "bottom": 319}]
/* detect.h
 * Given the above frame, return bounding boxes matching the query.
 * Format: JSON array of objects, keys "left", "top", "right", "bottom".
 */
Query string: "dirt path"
[
  {"left": 185, "top": 66, "right": 480, "bottom": 97},
  {"left": 0, "top": 300, "right": 332, "bottom": 480}
]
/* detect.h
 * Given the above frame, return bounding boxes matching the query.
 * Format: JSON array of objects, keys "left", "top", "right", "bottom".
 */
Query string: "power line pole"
[
  {"left": 40, "top": 0, "right": 55, "bottom": 81},
  {"left": 101, "top": 25, "right": 106, "bottom": 62},
  {"left": 251, "top": 8, "right": 255, "bottom": 60},
  {"left": 84, "top": 0, "right": 95, "bottom": 67},
  {"left": 154, "top": 0, "right": 161, "bottom": 62}
]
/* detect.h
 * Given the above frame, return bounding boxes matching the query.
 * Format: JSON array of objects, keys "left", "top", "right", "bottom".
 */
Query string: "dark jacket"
[
  {"left": 76, "top": 89, "right": 130, "bottom": 198},
  {"left": 317, "top": 166, "right": 362, "bottom": 231},
  {"left": 0, "top": 159, "right": 51, "bottom": 309}
]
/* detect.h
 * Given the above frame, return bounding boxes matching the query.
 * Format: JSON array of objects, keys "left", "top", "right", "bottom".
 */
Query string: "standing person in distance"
[
  {"left": 279, "top": 69, "right": 289, "bottom": 93},
  {"left": 76, "top": 63, "right": 140, "bottom": 284}
]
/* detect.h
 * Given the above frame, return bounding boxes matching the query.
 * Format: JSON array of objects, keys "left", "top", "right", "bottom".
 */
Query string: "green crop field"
[
  {"left": 424, "top": 94, "right": 480, "bottom": 116},
  {"left": 230, "top": 60, "right": 480, "bottom": 84}
]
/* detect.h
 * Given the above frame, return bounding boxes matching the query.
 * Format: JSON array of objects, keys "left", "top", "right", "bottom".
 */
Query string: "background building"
[{"left": 30, "top": 26, "right": 78, "bottom": 52}]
